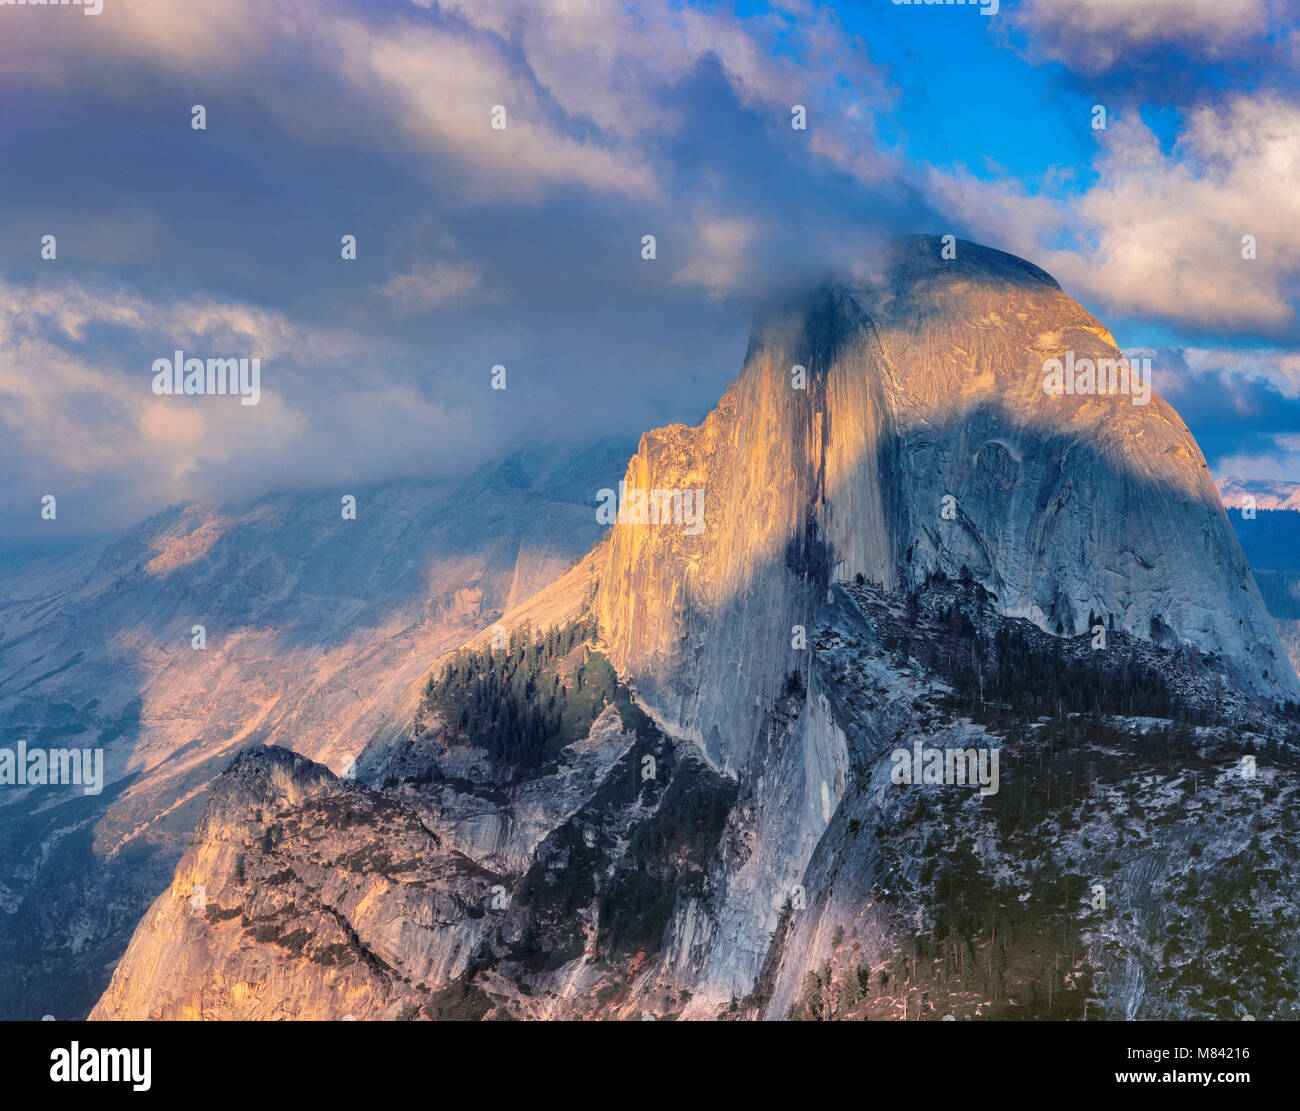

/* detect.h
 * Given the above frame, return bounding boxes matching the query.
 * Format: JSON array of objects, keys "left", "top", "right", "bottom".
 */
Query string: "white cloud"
[
  {"left": 374, "top": 262, "right": 483, "bottom": 315},
  {"left": 0, "top": 0, "right": 890, "bottom": 202},
  {"left": 1014, "top": 0, "right": 1273, "bottom": 72},
  {"left": 1178, "top": 347, "right": 1300, "bottom": 399},
  {"left": 327, "top": 10, "right": 658, "bottom": 201},
  {"left": 0, "top": 280, "right": 313, "bottom": 483},
  {"left": 1212, "top": 440, "right": 1300, "bottom": 484},
  {"left": 671, "top": 218, "right": 760, "bottom": 297},
  {"left": 926, "top": 97, "right": 1300, "bottom": 334},
  {"left": 0, "top": 277, "right": 479, "bottom": 530}
]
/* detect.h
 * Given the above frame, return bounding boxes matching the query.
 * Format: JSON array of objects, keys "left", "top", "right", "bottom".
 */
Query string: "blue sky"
[
  {"left": 839, "top": 3, "right": 1098, "bottom": 178},
  {"left": 0, "top": 0, "right": 1297, "bottom": 537}
]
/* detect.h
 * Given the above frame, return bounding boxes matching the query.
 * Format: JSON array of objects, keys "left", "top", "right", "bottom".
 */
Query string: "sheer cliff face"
[{"left": 597, "top": 237, "right": 1297, "bottom": 774}]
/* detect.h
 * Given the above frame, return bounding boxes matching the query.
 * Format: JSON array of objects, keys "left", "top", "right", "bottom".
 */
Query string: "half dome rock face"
[
  {"left": 596, "top": 236, "right": 1298, "bottom": 775},
  {"left": 86, "top": 237, "right": 1300, "bottom": 1024}
]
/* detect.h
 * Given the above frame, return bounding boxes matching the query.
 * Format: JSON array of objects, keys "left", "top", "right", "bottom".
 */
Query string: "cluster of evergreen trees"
[
  {"left": 887, "top": 571, "right": 1189, "bottom": 724},
  {"left": 790, "top": 831, "right": 1094, "bottom": 1021},
  {"left": 421, "top": 616, "right": 608, "bottom": 770},
  {"left": 969, "top": 622, "right": 1182, "bottom": 722}
]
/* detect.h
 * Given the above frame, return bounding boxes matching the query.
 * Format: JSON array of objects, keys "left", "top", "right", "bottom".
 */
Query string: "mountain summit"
[{"left": 597, "top": 236, "right": 1297, "bottom": 775}]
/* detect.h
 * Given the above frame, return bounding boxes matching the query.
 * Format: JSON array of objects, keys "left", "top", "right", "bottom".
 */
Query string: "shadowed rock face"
[
  {"left": 744, "top": 580, "right": 1300, "bottom": 1023},
  {"left": 596, "top": 236, "right": 1298, "bottom": 777}
]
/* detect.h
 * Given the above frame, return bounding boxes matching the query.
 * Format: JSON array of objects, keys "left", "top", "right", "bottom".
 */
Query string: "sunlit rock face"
[
  {"left": 90, "top": 746, "right": 505, "bottom": 1021},
  {"left": 597, "top": 236, "right": 1298, "bottom": 777}
]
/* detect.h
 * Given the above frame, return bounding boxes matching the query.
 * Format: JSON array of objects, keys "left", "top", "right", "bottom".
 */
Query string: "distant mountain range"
[
  {"left": 1218, "top": 477, "right": 1300, "bottom": 513},
  {"left": 1224, "top": 501, "right": 1300, "bottom": 693}
]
